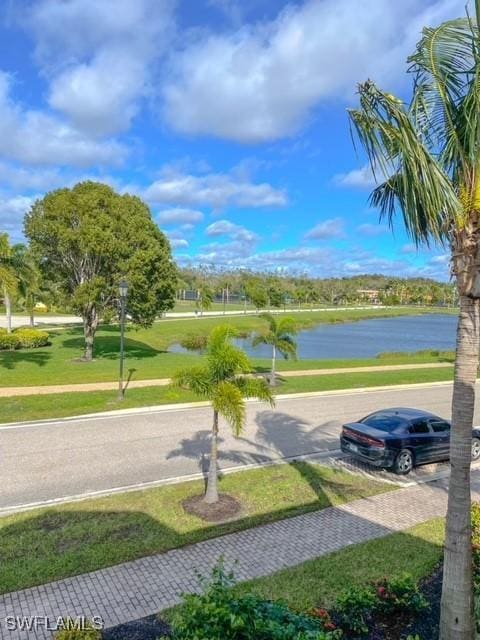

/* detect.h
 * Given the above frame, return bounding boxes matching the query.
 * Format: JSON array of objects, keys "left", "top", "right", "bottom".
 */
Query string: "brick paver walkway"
[
  {"left": 0, "top": 477, "right": 471, "bottom": 639},
  {"left": 0, "top": 362, "right": 452, "bottom": 398}
]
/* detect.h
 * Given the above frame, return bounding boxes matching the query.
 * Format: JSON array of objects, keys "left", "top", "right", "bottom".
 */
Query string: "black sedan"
[{"left": 340, "top": 407, "right": 480, "bottom": 474}]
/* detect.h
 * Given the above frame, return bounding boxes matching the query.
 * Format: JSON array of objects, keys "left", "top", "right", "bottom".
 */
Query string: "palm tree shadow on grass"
[
  {"left": 166, "top": 410, "right": 351, "bottom": 514},
  {"left": 241, "top": 409, "right": 350, "bottom": 502},
  {"left": 167, "top": 430, "right": 271, "bottom": 493}
]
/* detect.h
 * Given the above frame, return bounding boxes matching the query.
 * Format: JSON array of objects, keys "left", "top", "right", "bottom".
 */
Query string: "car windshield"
[{"left": 361, "top": 414, "right": 407, "bottom": 432}]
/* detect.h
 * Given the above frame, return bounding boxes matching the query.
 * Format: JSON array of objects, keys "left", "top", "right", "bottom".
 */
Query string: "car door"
[
  {"left": 427, "top": 419, "right": 451, "bottom": 461},
  {"left": 407, "top": 419, "right": 433, "bottom": 463}
]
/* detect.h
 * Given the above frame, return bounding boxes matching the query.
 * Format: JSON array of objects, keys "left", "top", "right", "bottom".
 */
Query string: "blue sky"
[{"left": 0, "top": 0, "right": 467, "bottom": 280}]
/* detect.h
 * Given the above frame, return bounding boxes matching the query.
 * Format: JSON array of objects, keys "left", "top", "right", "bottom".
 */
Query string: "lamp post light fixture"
[{"left": 118, "top": 280, "right": 128, "bottom": 400}]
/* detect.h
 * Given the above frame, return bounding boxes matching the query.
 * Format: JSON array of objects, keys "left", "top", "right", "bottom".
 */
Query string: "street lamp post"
[{"left": 118, "top": 280, "right": 128, "bottom": 400}]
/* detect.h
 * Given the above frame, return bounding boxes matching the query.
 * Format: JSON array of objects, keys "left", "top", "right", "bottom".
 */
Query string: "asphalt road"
[{"left": 2, "top": 382, "right": 479, "bottom": 512}]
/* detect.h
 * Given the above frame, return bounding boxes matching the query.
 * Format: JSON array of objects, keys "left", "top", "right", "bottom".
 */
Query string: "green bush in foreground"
[
  {"left": 171, "top": 563, "right": 341, "bottom": 640},
  {"left": 53, "top": 618, "right": 102, "bottom": 640},
  {"left": 0, "top": 328, "right": 49, "bottom": 350}
]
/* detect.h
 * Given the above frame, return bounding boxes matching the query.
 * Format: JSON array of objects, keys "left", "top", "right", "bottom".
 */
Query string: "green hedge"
[{"left": 0, "top": 328, "right": 49, "bottom": 350}]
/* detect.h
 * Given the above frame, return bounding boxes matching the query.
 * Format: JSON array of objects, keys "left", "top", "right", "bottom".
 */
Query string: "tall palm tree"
[
  {"left": 349, "top": 6, "right": 480, "bottom": 638},
  {"left": 0, "top": 234, "right": 18, "bottom": 333},
  {"left": 252, "top": 313, "right": 297, "bottom": 386},
  {"left": 172, "top": 325, "right": 274, "bottom": 503}
]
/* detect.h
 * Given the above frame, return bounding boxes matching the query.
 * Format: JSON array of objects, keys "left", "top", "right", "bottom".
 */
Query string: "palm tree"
[
  {"left": 0, "top": 234, "right": 18, "bottom": 333},
  {"left": 196, "top": 284, "right": 214, "bottom": 316},
  {"left": 348, "top": 6, "right": 480, "bottom": 638},
  {"left": 172, "top": 325, "right": 274, "bottom": 503},
  {"left": 11, "top": 244, "right": 41, "bottom": 327},
  {"left": 252, "top": 313, "right": 297, "bottom": 386}
]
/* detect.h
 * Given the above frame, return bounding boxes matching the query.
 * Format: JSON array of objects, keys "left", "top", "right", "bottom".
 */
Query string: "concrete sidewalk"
[
  {"left": 0, "top": 476, "right": 472, "bottom": 639},
  {"left": 0, "top": 362, "right": 453, "bottom": 397}
]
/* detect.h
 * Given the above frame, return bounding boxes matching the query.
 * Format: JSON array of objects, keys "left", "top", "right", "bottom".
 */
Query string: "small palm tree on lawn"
[
  {"left": 252, "top": 313, "right": 298, "bottom": 386},
  {"left": 172, "top": 325, "right": 274, "bottom": 504},
  {"left": 0, "top": 234, "right": 18, "bottom": 333}
]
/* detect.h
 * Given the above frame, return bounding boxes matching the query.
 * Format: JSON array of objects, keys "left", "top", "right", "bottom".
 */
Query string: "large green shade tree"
[
  {"left": 25, "top": 181, "right": 177, "bottom": 360},
  {"left": 349, "top": 5, "right": 480, "bottom": 638}
]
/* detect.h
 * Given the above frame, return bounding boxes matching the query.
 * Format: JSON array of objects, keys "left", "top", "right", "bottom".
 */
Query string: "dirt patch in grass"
[{"left": 183, "top": 493, "right": 243, "bottom": 523}]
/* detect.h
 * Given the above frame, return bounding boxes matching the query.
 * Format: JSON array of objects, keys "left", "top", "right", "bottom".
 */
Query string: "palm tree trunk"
[
  {"left": 271, "top": 344, "right": 277, "bottom": 386},
  {"left": 204, "top": 409, "right": 219, "bottom": 504},
  {"left": 4, "top": 288, "right": 12, "bottom": 333},
  {"left": 440, "top": 294, "right": 479, "bottom": 640}
]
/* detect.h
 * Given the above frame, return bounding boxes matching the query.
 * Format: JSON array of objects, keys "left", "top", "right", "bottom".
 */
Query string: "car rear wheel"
[
  {"left": 472, "top": 438, "right": 480, "bottom": 461},
  {"left": 393, "top": 449, "right": 414, "bottom": 475}
]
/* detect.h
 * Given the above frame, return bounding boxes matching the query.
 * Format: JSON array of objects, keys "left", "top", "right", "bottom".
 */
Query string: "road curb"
[{"left": 0, "top": 380, "right": 458, "bottom": 429}]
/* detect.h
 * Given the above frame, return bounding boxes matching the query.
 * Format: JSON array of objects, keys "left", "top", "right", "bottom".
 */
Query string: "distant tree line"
[{"left": 176, "top": 266, "right": 457, "bottom": 310}]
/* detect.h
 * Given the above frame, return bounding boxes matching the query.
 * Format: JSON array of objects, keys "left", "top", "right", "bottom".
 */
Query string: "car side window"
[
  {"left": 409, "top": 420, "right": 430, "bottom": 434},
  {"left": 429, "top": 420, "right": 450, "bottom": 433}
]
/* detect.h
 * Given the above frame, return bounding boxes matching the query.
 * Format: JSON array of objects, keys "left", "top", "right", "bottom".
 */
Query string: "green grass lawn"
[
  {"left": 232, "top": 518, "right": 445, "bottom": 611},
  {"left": 0, "top": 307, "right": 456, "bottom": 388},
  {"left": 0, "top": 462, "right": 393, "bottom": 594},
  {"left": 0, "top": 365, "right": 455, "bottom": 424}
]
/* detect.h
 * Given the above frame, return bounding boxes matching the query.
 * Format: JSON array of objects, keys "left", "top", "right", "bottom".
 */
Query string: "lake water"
[{"left": 169, "top": 314, "right": 458, "bottom": 360}]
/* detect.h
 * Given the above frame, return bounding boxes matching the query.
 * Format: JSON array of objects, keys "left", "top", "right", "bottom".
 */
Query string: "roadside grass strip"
[{"left": 0, "top": 462, "right": 393, "bottom": 594}]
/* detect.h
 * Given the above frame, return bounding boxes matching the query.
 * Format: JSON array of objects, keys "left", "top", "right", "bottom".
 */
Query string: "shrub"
[
  {"left": 374, "top": 574, "right": 428, "bottom": 615},
  {"left": 334, "top": 586, "right": 376, "bottom": 636},
  {"left": 171, "top": 562, "right": 341, "bottom": 640},
  {"left": 53, "top": 618, "right": 102, "bottom": 640},
  {"left": 14, "top": 328, "right": 49, "bottom": 348},
  {"left": 472, "top": 503, "right": 480, "bottom": 632},
  {"left": 180, "top": 334, "right": 208, "bottom": 352},
  {"left": 334, "top": 575, "right": 426, "bottom": 635},
  {"left": 0, "top": 333, "right": 21, "bottom": 350}
]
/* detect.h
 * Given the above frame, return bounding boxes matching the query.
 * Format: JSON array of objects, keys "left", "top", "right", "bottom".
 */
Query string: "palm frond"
[
  {"left": 257, "top": 312, "right": 276, "bottom": 332},
  {"left": 349, "top": 81, "right": 461, "bottom": 244},
  {"left": 276, "top": 338, "right": 298, "bottom": 360},
  {"left": 0, "top": 265, "right": 18, "bottom": 294},
  {"left": 277, "top": 317, "right": 298, "bottom": 335},
  {"left": 234, "top": 376, "right": 275, "bottom": 408},
  {"left": 212, "top": 381, "right": 246, "bottom": 436},
  {"left": 207, "top": 342, "right": 252, "bottom": 382},
  {"left": 408, "top": 17, "right": 477, "bottom": 172},
  {"left": 251, "top": 332, "right": 274, "bottom": 347},
  {"left": 171, "top": 366, "right": 212, "bottom": 397},
  {"left": 207, "top": 324, "right": 238, "bottom": 353}
]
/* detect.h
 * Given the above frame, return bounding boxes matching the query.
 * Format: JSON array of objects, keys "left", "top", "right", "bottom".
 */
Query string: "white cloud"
[
  {"left": 429, "top": 254, "right": 450, "bottom": 265},
  {"left": 0, "top": 162, "right": 63, "bottom": 191},
  {"left": 304, "top": 218, "right": 345, "bottom": 240},
  {"left": 157, "top": 208, "right": 204, "bottom": 225},
  {"left": 205, "top": 219, "right": 258, "bottom": 242},
  {"left": 334, "top": 165, "right": 378, "bottom": 189},
  {"left": 357, "top": 223, "right": 388, "bottom": 237},
  {"left": 27, "top": 0, "right": 174, "bottom": 137},
  {"left": 0, "top": 72, "right": 125, "bottom": 167},
  {"left": 400, "top": 243, "right": 418, "bottom": 254},
  {"left": 169, "top": 238, "right": 189, "bottom": 249},
  {"left": 199, "top": 219, "right": 259, "bottom": 262},
  {"left": 144, "top": 169, "right": 287, "bottom": 208},
  {"left": 163, "top": 0, "right": 465, "bottom": 142},
  {"left": 0, "top": 194, "right": 38, "bottom": 241}
]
